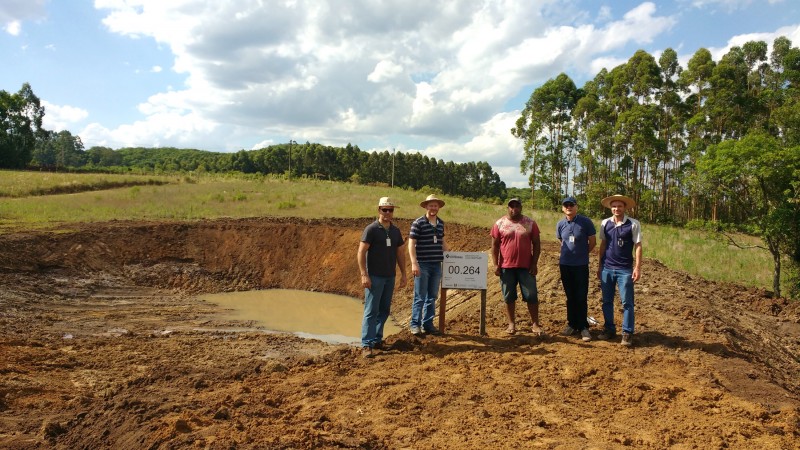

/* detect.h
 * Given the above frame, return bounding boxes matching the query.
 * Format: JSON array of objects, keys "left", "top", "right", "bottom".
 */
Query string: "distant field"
[
  {"left": 0, "top": 170, "right": 783, "bottom": 294},
  {"left": 0, "top": 170, "right": 174, "bottom": 197}
]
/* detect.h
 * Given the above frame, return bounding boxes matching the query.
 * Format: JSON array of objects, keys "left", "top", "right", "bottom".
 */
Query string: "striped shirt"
[{"left": 409, "top": 215, "right": 445, "bottom": 263}]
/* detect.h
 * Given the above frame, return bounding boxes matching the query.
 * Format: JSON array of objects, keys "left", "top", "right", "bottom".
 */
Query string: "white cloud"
[
  {"left": 80, "top": 110, "right": 218, "bottom": 149},
  {"left": 42, "top": 101, "right": 89, "bottom": 131},
  {"left": 3, "top": 20, "right": 21, "bottom": 35},
  {"left": 367, "top": 60, "right": 403, "bottom": 83}
]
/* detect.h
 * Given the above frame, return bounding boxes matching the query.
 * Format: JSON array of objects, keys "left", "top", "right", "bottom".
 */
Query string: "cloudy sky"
[{"left": 2, "top": 0, "right": 799, "bottom": 187}]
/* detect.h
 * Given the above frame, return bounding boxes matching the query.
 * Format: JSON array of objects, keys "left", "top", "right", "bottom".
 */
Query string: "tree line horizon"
[{"left": 1, "top": 36, "right": 798, "bottom": 296}]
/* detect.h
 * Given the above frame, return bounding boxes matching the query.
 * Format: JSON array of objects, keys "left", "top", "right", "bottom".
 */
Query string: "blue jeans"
[
  {"left": 362, "top": 275, "right": 395, "bottom": 348},
  {"left": 600, "top": 267, "right": 635, "bottom": 334},
  {"left": 410, "top": 262, "right": 441, "bottom": 330}
]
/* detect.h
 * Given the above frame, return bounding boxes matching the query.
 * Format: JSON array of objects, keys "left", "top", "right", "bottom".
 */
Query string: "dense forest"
[{"left": 513, "top": 36, "right": 800, "bottom": 297}]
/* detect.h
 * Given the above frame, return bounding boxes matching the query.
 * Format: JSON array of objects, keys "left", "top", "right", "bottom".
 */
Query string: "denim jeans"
[
  {"left": 361, "top": 275, "right": 395, "bottom": 348},
  {"left": 499, "top": 268, "right": 538, "bottom": 303},
  {"left": 410, "top": 261, "right": 442, "bottom": 330},
  {"left": 600, "top": 267, "right": 635, "bottom": 334},
  {"left": 559, "top": 264, "right": 589, "bottom": 330}
]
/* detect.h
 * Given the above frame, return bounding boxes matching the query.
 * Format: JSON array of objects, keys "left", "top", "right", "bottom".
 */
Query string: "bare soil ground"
[{"left": 1, "top": 217, "right": 798, "bottom": 449}]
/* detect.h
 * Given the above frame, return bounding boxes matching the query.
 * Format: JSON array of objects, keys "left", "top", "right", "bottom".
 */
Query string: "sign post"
[{"left": 439, "top": 251, "right": 488, "bottom": 335}]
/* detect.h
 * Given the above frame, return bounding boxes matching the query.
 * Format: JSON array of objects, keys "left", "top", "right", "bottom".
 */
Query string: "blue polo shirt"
[{"left": 556, "top": 214, "right": 596, "bottom": 266}]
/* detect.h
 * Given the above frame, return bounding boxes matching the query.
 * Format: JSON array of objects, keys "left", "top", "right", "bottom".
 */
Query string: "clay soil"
[{"left": 1, "top": 217, "right": 799, "bottom": 449}]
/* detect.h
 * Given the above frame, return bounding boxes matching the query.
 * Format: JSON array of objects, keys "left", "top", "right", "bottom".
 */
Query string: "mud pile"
[{"left": 1, "top": 217, "right": 798, "bottom": 449}]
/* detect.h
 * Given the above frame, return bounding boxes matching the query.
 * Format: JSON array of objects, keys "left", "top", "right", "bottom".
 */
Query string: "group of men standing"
[{"left": 357, "top": 193, "right": 642, "bottom": 358}]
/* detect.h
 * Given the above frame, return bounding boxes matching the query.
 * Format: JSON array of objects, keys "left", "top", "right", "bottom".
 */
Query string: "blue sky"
[{"left": 2, "top": 0, "right": 799, "bottom": 187}]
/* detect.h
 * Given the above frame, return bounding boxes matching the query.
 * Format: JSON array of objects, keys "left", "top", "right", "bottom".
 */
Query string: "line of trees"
[
  {"left": 513, "top": 36, "right": 800, "bottom": 298},
  {"left": 0, "top": 84, "right": 506, "bottom": 202},
  {"left": 78, "top": 143, "right": 507, "bottom": 201}
]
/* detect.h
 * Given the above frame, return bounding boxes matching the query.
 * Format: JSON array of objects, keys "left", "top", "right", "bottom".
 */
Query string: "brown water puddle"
[{"left": 201, "top": 289, "right": 402, "bottom": 345}]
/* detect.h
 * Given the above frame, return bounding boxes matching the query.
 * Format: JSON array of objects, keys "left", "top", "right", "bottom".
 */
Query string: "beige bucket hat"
[
  {"left": 601, "top": 194, "right": 636, "bottom": 209},
  {"left": 378, "top": 197, "right": 398, "bottom": 208},
  {"left": 420, "top": 194, "right": 445, "bottom": 208}
]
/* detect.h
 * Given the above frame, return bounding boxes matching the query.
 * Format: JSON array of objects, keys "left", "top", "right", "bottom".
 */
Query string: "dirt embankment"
[{"left": 1, "top": 217, "right": 798, "bottom": 449}]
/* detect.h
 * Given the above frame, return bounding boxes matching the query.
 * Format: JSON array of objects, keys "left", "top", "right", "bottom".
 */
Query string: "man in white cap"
[
  {"left": 357, "top": 197, "right": 408, "bottom": 357},
  {"left": 408, "top": 194, "right": 447, "bottom": 335},
  {"left": 596, "top": 194, "right": 642, "bottom": 347},
  {"left": 491, "top": 197, "right": 543, "bottom": 336}
]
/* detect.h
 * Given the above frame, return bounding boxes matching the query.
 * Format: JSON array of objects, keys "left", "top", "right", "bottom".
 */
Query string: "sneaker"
[
  {"left": 561, "top": 325, "right": 576, "bottom": 336},
  {"left": 362, "top": 347, "right": 374, "bottom": 358},
  {"left": 410, "top": 326, "right": 421, "bottom": 335},
  {"left": 621, "top": 332, "right": 632, "bottom": 347},
  {"left": 598, "top": 330, "right": 616, "bottom": 341},
  {"left": 424, "top": 326, "right": 441, "bottom": 336},
  {"left": 580, "top": 329, "right": 592, "bottom": 342},
  {"left": 373, "top": 342, "right": 384, "bottom": 350}
]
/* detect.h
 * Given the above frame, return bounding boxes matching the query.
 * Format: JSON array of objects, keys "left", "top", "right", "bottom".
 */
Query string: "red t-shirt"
[{"left": 491, "top": 215, "right": 539, "bottom": 269}]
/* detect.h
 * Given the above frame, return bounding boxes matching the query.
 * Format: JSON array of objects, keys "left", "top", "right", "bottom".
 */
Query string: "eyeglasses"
[
  {"left": 380, "top": 208, "right": 394, "bottom": 213},
  {"left": 563, "top": 203, "right": 576, "bottom": 207}
]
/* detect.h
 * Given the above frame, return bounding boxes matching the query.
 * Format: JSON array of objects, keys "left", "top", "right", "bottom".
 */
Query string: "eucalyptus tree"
[
  {"left": 678, "top": 48, "right": 716, "bottom": 219},
  {"left": 0, "top": 83, "right": 45, "bottom": 169},
  {"left": 573, "top": 70, "right": 615, "bottom": 216},
  {"left": 512, "top": 73, "right": 580, "bottom": 207},
  {"left": 655, "top": 48, "right": 689, "bottom": 220},
  {"left": 771, "top": 38, "right": 800, "bottom": 146},
  {"left": 612, "top": 50, "right": 664, "bottom": 217}
]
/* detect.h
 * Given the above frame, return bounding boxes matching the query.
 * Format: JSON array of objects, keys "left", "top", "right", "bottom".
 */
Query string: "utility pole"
[{"left": 288, "top": 140, "right": 295, "bottom": 180}]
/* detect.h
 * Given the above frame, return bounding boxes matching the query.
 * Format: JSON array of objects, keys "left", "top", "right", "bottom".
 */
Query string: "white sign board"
[{"left": 441, "top": 251, "right": 487, "bottom": 290}]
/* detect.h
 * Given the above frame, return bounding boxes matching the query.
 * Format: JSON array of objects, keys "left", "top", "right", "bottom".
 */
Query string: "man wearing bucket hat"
[
  {"left": 357, "top": 197, "right": 408, "bottom": 358},
  {"left": 408, "top": 194, "right": 448, "bottom": 336},
  {"left": 491, "top": 197, "right": 543, "bottom": 336},
  {"left": 596, "top": 194, "right": 642, "bottom": 347}
]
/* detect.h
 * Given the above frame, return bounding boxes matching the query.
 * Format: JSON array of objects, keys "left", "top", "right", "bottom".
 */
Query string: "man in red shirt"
[{"left": 490, "top": 198, "right": 543, "bottom": 336}]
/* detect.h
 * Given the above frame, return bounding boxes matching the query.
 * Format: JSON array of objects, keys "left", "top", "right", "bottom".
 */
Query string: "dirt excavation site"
[{"left": 1, "top": 217, "right": 799, "bottom": 449}]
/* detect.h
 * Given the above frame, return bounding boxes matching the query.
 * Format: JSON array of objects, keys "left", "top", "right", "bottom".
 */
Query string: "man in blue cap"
[{"left": 556, "top": 196, "right": 596, "bottom": 341}]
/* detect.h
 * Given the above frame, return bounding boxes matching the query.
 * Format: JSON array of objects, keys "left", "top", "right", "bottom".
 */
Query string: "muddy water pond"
[{"left": 201, "top": 289, "right": 402, "bottom": 345}]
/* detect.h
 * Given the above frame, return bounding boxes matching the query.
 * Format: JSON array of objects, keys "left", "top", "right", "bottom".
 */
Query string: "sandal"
[
  {"left": 531, "top": 325, "right": 545, "bottom": 336},
  {"left": 504, "top": 326, "right": 516, "bottom": 335}
]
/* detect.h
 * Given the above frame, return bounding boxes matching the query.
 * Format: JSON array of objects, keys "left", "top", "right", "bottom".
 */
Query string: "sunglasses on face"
[
  {"left": 563, "top": 203, "right": 575, "bottom": 207},
  {"left": 380, "top": 208, "right": 394, "bottom": 213}
]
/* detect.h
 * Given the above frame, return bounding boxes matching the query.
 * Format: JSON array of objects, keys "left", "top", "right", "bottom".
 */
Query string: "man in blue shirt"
[
  {"left": 556, "top": 196, "right": 596, "bottom": 342},
  {"left": 597, "top": 194, "right": 643, "bottom": 347}
]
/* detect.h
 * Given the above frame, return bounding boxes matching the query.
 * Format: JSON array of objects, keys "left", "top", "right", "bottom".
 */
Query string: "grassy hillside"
[{"left": 0, "top": 170, "right": 782, "bottom": 294}]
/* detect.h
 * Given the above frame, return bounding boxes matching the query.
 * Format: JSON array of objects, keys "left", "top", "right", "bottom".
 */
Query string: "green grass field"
[{"left": 0, "top": 170, "right": 784, "bottom": 294}]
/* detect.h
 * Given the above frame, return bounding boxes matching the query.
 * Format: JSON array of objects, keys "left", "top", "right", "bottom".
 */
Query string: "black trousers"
[{"left": 559, "top": 264, "right": 590, "bottom": 330}]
